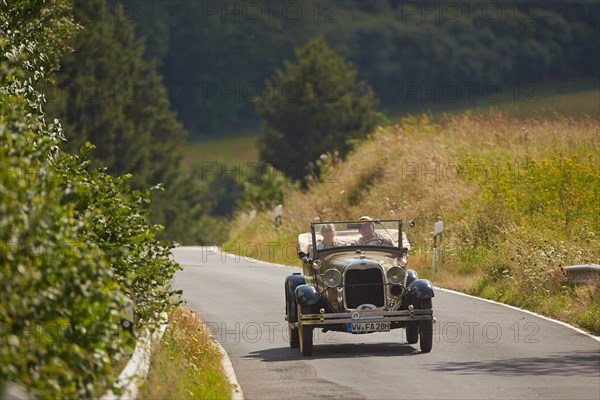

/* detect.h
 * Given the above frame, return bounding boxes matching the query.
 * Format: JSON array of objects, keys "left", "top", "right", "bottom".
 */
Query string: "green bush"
[
  {"left": 1, "top": 86, "right": 127, "bottom": 398},
  {"left": 236, "top": 162, "right": 298, "bottom": 211},
  {"left": 1, "top": 2, "right": 180, "bottom": 397}
]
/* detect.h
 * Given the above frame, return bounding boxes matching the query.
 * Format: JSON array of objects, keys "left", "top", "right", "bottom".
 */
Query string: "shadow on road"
[
  {"left": 244, "top": 341, "right": 427, "bottom": 362},
  {"left": 427, "top": 350, "right": 600, "bottom": 376}
]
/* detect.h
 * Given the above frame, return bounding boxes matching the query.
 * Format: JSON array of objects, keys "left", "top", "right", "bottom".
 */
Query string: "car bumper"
[{"left": 297, "top": 309, "right": 433, "bottom": 327}]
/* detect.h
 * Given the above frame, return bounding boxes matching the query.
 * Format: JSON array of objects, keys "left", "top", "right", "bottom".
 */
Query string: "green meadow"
[
  {"left": 180, "top": 135, "right": 260, "bottom": 168},
  {"left": 183, "top": 87, "right": 599, "bottom": 167}
]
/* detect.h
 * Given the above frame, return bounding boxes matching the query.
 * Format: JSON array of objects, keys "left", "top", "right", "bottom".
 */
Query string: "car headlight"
[
  {"left": 386, "top": 266, "right": 404, "bottom": 284},
  {"left": 322, "top": 268, "right": 342, "bottom": 288},
  {"left": 312, "top": 260, "right": 322, "bottom": 271}
]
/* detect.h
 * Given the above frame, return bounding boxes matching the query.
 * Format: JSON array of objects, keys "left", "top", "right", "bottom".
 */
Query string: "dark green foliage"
[
  {"left": 46, "top": 0, "right": 211, "bottom": 244},
  {"left": 115, "top": 0, "right": 599, "bottom": 137},
  {"left": 256, "top": 37, "right": 379, "bottom": 181},
  {"left": 50, "top": 0, "right": 185, "bottom": 191},
  {"left": 1, "top": 1, "right": 181, "bottom": 397},
  {"left": 145, "top": 0, "right": 316, "bottom": 137}
]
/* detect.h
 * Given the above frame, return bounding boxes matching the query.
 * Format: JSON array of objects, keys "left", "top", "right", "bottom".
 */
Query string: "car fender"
[
  {"left": 295, "top": 284, "right": 321, "bottom": 306},
  {"left": 286, "top": 274, "right": 306, "bottom": 303},
  {"left": 407, "top": 279, "right": 435, "bottom": 300},
  {"left": 285, "top": 274, "right": 305, "bottom": 322},
  {"left": 406, "top": 269, "right": 418, "bottom": 287}
]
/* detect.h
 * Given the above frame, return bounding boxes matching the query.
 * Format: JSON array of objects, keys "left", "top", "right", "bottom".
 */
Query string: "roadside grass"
[
  {"left": 138, "top": 305, "right": 231, "bottom": 400},
  {"left": 225, "top": 111, "right": 600, "bottom": 335}
]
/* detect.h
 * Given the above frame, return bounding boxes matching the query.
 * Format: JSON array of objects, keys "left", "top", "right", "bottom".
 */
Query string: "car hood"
[{"left": 321, "top": 251, "right": 388, "bottom": 270}]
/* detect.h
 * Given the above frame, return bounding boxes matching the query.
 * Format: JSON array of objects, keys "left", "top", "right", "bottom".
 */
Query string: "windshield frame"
[{"left": 309, "top": 219, "right": 404, "bottom": 255}]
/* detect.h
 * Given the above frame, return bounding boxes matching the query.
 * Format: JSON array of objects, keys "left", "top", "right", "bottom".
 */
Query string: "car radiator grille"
[{"left": 344, "top": 268, "right": 385, "bottom": 308}]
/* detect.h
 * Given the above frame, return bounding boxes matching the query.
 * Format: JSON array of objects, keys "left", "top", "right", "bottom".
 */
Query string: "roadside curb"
[
  {"left": 102, "top": 312, "right": 168, "bottom": 400},
  {"left": 209, "top": 332, "right": 244, "bottom": 400}
]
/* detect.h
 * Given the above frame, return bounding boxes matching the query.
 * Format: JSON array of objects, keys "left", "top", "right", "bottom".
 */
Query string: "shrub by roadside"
[{"left": 1, "top": 3, "right": 181, "bottom": 397}]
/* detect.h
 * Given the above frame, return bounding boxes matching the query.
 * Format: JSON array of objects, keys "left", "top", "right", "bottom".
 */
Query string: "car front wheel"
[
  {"left": 419, "top": 298, "right": 433, "bottom": 353},
  {"left": 286, "top": 297, "right": 299, "bottom": 348},
  {"left": 298, "top": 305, "right": 313, "bottom": 356},
  {"left": 286, "top": 280, "right": 300, "bottom": 348},
  {"left": 289, "top": 323, "right": 299, "bottom": 348},
  {"left": 406, "top": 324, "right": 418, "bottom": 344}
]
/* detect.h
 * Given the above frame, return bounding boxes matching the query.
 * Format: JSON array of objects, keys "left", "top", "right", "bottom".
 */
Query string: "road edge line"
[{"left": 435, "top": 286, "right": 600, "bottom": 342}]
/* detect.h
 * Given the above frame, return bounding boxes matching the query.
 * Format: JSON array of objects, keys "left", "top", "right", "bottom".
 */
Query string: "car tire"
[
  {"left": 298, "top": 305, "right": 313, "bottom": 356},
  {"left": 285, "top": 280, "right": 300, "bottom": 348},
  {"left": 419, "top": 298, "right": 433, "bottom": 353},
  {"left": 406, "top": 324, "right": 418, "bottom": 344},
  {"left": 289, "top": 324, "right": 299, "bottom": 348}
]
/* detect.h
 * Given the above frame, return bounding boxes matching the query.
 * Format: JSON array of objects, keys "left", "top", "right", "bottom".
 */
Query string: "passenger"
[
  {"left": 355, "top": 216, "right": 394, "bottom": 246},
  {"left": 317, "top": 223, "right": 342, "bottom": 250}
]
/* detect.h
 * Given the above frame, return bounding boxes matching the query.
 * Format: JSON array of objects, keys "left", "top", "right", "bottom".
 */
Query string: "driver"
[{"left": 355, "top": 216, "right": 394, "bottom": 246}]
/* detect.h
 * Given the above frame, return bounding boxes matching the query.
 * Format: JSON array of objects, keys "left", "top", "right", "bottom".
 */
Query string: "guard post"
[{"left": 433, "top": 220, "right": 443, "bottom": 270}]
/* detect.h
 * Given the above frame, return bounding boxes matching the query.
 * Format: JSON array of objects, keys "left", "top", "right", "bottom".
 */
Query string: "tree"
[
  {"left": 45, "top": 0, "right": 209, "bottom": 243},
  {"left": 256, "top": 37, "right": 379, "bottom": 182},
  {"left": 48, "top": 0, "right": 185, "bottom": 189}
]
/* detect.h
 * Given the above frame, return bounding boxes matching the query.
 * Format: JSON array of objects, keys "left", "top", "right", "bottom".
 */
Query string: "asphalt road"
[{"left": 173, "top": 246, "right": 600, "bottom": 400}]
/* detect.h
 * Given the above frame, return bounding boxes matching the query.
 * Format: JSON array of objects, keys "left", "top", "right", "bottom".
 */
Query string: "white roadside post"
[{"left": 433, "top": 221, "right": 443, "bottom": 270}]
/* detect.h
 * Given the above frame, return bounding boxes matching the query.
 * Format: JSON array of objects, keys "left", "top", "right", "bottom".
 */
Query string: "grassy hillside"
[{"left": 225, "top": 110, "right": 600, "bottom": 334}]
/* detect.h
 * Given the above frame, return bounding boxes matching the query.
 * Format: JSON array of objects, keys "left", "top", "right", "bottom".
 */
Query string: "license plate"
[{"left": 349, "top": 322, "right": 391, "bottom": 333}]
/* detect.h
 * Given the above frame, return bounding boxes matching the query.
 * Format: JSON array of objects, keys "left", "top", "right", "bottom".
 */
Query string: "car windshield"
[{"left": 296, "top": 220, "right": 403, "bottom": 255}]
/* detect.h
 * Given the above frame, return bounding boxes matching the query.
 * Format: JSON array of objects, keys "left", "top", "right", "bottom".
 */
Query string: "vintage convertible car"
[{"left": 285, "top": 219, "right": 434, "bottom": 356}]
